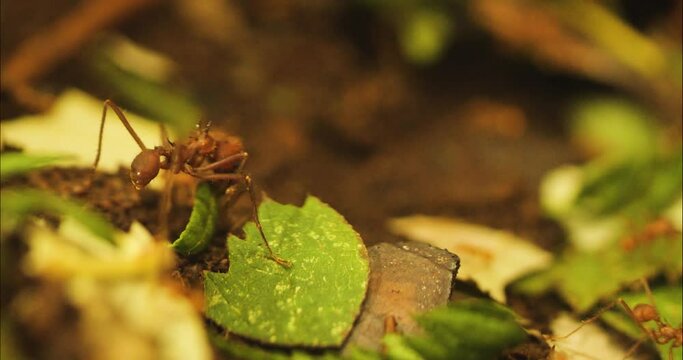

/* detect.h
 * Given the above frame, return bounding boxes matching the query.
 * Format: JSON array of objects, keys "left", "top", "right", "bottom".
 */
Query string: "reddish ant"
[
  {"left": 92, "top": 100, "right": 289, "bottom": 266},
  {"left": 621, "top": 218, "right": 680, "bottom": 252},
  {"left": 552, "top": 279, "right": 681, "bottom": 360}
]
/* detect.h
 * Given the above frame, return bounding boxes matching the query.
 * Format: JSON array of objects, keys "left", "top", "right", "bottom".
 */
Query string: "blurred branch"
[
  {"left": 473, "top": 0, "right": 624, "bottom": 83},
  {"left": 0, "top": 0, "right": 160, "bottom": 112},
  {"left": 472, "top": 0, "right": 682, "bottom": 124},
  {"left": 554, "top": 1, "right": 668, "bottom": 81}
]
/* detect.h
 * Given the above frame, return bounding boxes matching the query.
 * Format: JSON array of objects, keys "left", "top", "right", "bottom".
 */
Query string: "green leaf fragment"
[
  {"left": 0, "top": 153, "right": 72, "bottom": 181},
  {"left": 392, "top": 300, "right": 526, "bottom": 360},
  {"left": 89, "top": 48, "right": 200, "bottom": 136},
  {"left": 205, "top": 196, "right": 369, "bottom": 347},
  {"left": 1, "top": 188, "right": 115, "bottom": 243},
  {"left": 171, "top": 182, "right": 217, "bottom": 256}
]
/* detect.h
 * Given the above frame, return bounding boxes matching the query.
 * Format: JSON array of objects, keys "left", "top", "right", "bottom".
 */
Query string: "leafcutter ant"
[
  {"left": 552, "top": 279, "right": 681, "bottom": 360},
  {"left": 92, "top": 100, "right": 289, "bottom": 266},
  {"left": 620, "top": 218, "right": 680, "bottom": 252}
]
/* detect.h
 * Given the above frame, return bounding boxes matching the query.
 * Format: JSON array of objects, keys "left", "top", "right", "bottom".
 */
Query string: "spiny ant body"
[{"left": 92, "top": 100, "right": 288, "bottom": 266}]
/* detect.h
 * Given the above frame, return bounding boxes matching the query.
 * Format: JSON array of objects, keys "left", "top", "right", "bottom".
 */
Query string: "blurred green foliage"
[
  {"left": 570, "top": 98, "right": 659, "bottom": 162},
  {"left": 0, "top": 153, "right": 72, "bottom": 181},
  {"left": 360, "top": 0, "right": 458, "bottom": 65},
  {"left": 519, "top": 95, "right": 682, "bottom": 319},
  {"left": 399, "top": 300, "right": 526, "bottom": 360},
  {"left": 89, "top": 44, "right": 201, "bottom": 137},
  {"left": 0, "top": 152, "right": 115, "bottom": 243},
  {"left": 1, "top": 189, "right": 115, "bottom": 243}
]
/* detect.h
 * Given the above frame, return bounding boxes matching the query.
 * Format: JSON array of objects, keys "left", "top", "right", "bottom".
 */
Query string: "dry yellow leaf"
[
  {"left": 388, "top": 215, "right": 552, "bottom": 303},
  {"left": 0, "top": 89, "right": 168, "bottom": 188},
  {"left": 549, "top": 313, "right": 636, "bottom": 360}
]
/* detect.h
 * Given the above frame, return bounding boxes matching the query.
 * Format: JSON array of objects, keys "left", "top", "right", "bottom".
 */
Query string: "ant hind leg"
[
  {"left": 190, "top": 171, "right": 291, "bottom": 267},
  {"left": 90, "top": 100, "right": 149, "bottom": 187},
  {"left": 243, "top": 175, "right": 291, "bottom": 267}
]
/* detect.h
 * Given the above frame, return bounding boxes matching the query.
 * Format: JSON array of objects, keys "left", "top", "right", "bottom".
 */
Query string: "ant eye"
[{"left": 130, "top": 150, "right": 161, "bottom": 189}]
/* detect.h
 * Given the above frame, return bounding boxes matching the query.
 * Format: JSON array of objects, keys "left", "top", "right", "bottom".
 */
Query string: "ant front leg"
[
  {"left": 549, "top": 301, "right": 620, "bottom": 341},
  {"left": 93, "top": 100, "right": 148, "bottom": 171}
]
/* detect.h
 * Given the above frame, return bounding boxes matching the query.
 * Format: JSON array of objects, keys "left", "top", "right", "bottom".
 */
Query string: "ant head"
[
  {"left": 196, "top": 120, "right": 212, "bottom": 134},
  {"left": 130, "top": 149, "right": 161, "bottom": 189}
]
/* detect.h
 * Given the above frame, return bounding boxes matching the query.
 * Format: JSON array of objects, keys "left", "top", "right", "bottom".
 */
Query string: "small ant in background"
[
  {"left": 621, "top": 218, "right": 680, "bottom": 252},
  {"left": 552, "top": 279, "right": 681, "bottom": 360},
  {"left": 92, "top": 100, "right": 289, "bottom": 266}
]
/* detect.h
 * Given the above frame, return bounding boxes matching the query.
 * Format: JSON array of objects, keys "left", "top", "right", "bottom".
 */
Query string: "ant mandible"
[
  {"left": 553, "top": 278, "right": 681, "bottom": 360},
  {"left": 92, "top": 100, "right": 289, "bottom": 267}
]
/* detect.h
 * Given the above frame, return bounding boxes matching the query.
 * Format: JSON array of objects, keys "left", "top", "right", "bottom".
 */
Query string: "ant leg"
[
  {"left": 243, "top": 174, "right": 291, "bottom": 267},
  {"left": 622, "top": 335, "right": 647, "bottom": 360},
  {"left": 187, "top": 172, "right": 290, "bottom": 267},
  {"left": 220, "top": 182, "right": 244, "bottom": 211},
  {"left": 551, "top": 301, "right": 618, "bottom": 340},
  {"left": 193, "top": 152, "right": 248, "bottom": 173},
  {"left": 156, "top": 123, "right": 174, "bottom": 240},
  {"left": 186, "top": 172, "right": 243, "bottom": 181},
  {"left": 217, "top": 182, "right": 252, "bottom": 234},
  {"left": 93, "top": 100, "right": 148, "bottom": 172},
  {"left": 157, "top": 170, "right": 174, "bottom": 240}
]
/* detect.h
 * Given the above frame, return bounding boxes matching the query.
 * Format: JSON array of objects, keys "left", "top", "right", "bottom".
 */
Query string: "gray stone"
[{"left": 343, "top": 241, "right": 459, "bottom": 352}]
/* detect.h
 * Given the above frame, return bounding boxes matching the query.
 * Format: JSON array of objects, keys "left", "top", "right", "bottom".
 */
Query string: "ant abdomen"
[{"left": 131, "top": 149, "right": 161, "bottom": 189}]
